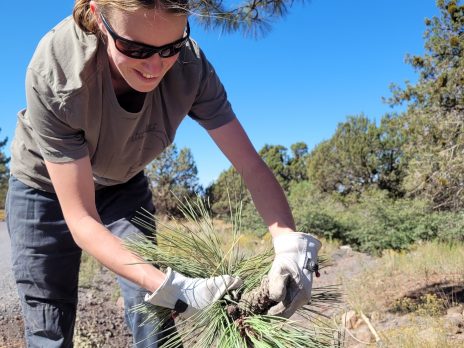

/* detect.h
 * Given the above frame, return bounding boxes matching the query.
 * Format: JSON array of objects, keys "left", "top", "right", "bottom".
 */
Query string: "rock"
[
  {"left": 447, "top": 306, "right": 464, "bottom": 316},
  {"left": 353, "top": 318, "right": 364, "bottom": 329},
  {"left": 445, "top": 313, "right": 464, "bottom": 334},
  {"left": 341, "top": 310, "right": 358, "bottom": 329},
  {"left": 116, "top": 296, "right": 125, "bottom": 309}
]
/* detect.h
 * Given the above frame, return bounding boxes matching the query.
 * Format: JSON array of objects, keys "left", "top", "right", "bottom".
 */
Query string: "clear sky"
[{"left": 1, "top": 1, "right": 439, "bottom": 187}]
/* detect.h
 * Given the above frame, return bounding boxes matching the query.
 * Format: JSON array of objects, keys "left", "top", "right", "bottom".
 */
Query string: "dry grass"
[
  {"left": 79, "top": 251, "right": 102, "bottom": 288},
  {"left": 343, "top": 241, "right": 464, "bottom": 347},
  {"left": 380, "top": 316, "right": 460, "bottom": 348},
  {"left": 0, "top": 209, "right": 5, "bottom": 221},
  {"left": 346, "top": 242, "right": 464, "bottom": 314}
]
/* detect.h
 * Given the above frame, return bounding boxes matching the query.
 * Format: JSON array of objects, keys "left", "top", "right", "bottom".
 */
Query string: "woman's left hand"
[{"left": 267, "top": 232, "right": 322, "bottom": 318}]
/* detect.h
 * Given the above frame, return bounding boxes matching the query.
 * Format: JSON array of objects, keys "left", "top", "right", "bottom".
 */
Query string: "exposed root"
[
  {"left": 238, "top": 276, "right": 276, "bottom": 315},
  {"left": 226, "top": 276, "right": 277, "bottom": 339}
]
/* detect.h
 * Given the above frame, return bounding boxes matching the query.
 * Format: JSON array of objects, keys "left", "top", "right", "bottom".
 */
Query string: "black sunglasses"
[{"left": 100, "top": 14, "right": 190, "bottom": 59}]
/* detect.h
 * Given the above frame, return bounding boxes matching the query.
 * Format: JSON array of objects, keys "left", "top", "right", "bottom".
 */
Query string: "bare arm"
[
  {"left": 45, "top": 156, "right": 164, "bottom": 292},
  {"left": 208, "top": 118, "right": 296, "bottom": 237}
]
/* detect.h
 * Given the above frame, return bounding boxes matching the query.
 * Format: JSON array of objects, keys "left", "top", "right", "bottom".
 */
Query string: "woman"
[{"left": 6, "top": 0, "right": 321, "bottom": 346}]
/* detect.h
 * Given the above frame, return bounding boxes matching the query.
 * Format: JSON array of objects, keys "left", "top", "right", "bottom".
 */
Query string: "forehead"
[{"left": 106, "top": 8, "right": 187, "bottom": 47}]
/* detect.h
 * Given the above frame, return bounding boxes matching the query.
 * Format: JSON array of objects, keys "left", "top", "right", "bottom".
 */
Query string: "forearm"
[
  {"left": 69, "top": 215, "right": 164, "bottom": 293},
  {"left": 241, "top": 159, "right": 296, "bottom": 238},
  {"left": 207, "top": 119, "right": 296, "bottom": 237}
]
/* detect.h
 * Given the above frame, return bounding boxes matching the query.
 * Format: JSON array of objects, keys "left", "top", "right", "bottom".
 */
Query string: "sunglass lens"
[
  {"left": 115, "top": 39, "right": 154, "bottom": 59},
  {"left": 159, "top": 47, "right": 177, "bottom": 58},
  {"left": 159, "top": 41, "right": 186, "bottom": 58},
  {"left": 115, "top": 38, "right": 186, "bottom": 59}
]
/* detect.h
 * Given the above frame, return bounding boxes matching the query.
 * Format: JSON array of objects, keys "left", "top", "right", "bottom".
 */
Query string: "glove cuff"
[
  {"left": 144, "top": 267, "right": 182, "bottom": 309},
  {"left": 272, "top": 232, "right": 321, "bottom": 254}
]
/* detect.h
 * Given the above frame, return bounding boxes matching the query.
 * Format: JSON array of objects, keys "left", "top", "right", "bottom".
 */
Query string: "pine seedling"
[{"left": 125, "top": 196, "right": 342, "bottom": 347}]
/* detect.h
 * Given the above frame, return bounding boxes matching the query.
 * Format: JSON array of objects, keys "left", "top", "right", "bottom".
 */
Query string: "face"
[{"left": 91, "top": 4, "right": 188, "bottom": 94}]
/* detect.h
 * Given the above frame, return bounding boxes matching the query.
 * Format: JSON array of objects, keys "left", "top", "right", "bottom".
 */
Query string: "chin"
[
  {"left": 125, "top": 77, "right": 160, "bottom": 92},
  {"left": 134, "top": 83, "right": 161, "bottom": 93}
]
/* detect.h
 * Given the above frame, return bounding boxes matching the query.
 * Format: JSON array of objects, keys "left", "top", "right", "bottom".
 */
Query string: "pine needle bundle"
[{"left": 125, "top": 197, "right": 343, "bottom": 347}]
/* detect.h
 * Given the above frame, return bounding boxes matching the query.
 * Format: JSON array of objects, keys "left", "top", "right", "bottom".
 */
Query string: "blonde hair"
[{"left": 73, "top": 0, "right": 189, "bottom": 34}]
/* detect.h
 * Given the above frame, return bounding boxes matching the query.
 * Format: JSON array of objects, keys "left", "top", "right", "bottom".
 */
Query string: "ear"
[
  {"left": 89, "top": 0, "right": 97, "bottom": 15},
  {"left": 89, "top": 1, "right": 105, "bottom": 34}
]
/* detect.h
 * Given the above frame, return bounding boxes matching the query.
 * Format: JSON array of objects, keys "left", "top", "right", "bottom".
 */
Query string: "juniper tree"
[
  {"left": 146, "top": 144, "right": 200, "bottom": 216},
  {"left": 386, "top": 0, "right": 464, "bottom": 210}
]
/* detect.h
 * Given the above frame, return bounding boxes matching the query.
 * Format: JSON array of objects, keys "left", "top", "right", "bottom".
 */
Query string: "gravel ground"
[
  {"left": 0, "top": 221, "right": 24, "bottom": 347},
  {"left": 0, "top": 221, "right": 133, "bottom": 348}
]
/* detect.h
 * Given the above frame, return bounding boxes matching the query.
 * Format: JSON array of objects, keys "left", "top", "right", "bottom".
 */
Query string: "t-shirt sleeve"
[
  {"left": 25, "top": 68, "right": 89, "bottom": 163},
  {"left": 188, "top": 49, "right": 236, "bottom": 130}
]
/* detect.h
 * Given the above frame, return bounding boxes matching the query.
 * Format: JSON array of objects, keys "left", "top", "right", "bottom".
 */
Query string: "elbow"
[{"left": 65, "top": 214, "right": 100, "bottom": 250}]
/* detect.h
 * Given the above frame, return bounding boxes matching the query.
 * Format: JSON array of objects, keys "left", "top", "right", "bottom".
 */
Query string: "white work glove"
[
  {"left": 145, "top": 268, "right": 243, "bottom": 319},
  {"left": 267, "top": 232, "right": 322, "bottom": 318}
]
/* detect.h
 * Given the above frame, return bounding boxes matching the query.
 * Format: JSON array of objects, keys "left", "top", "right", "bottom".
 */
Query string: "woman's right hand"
[{"left": 145, "top": 268, "right": 243, "bottom": 319}]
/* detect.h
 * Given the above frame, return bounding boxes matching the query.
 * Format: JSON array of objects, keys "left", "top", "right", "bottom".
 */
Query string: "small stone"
[
  {"left": 341, "top": 310, "right": 357, "bottom": 329},
  {"left": 116, "top": 296, "right": 125, "bottom": 309},
  {"left": 353, "top": 318, "right": 364, "bottom": 329},
  {"left": 445, "top": 313, "right": 464, "bottom": 334},
  {"left": 447, "top": 306, "right": 463, "bottom": 316}
]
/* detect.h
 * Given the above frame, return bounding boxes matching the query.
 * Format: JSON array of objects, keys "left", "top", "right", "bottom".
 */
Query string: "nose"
[{"left": 141, "top": 53, "right": 163, "bottom": 75}]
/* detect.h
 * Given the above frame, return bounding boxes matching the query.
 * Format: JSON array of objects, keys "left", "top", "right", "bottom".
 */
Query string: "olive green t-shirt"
[{"left": 10, "top": 17, "right": 235, "bottom": 192}]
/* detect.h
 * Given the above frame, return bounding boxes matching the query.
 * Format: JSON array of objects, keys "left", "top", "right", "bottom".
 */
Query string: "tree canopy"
[
  {"left": 307, "top": 114, "right": 406, "bottom": 198},
  {"left": 145, "top": 144, "right": 200, "bottom": 216},
  {"left": 187, "top": 0, "right": 302, "bottom": 37},
  {"left": 386, "top": 0, "right": 464, "bottom": 210}
]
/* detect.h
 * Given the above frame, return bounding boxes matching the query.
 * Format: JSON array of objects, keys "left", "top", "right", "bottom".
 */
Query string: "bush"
[
  {"left": 288, "top": 181, "right": 348, "bottom": 240},
  {"left": 240, "top": 202, "right": 268, "bottom": 237},
  {"left": 335, "top": 190, "right": 439, "bottom": 254},
  {"left": 425, "top": 211, "right": 464, "bottom": 243},
  {"left": 289, "top": 183, "right": 464, "bottom": 254}
]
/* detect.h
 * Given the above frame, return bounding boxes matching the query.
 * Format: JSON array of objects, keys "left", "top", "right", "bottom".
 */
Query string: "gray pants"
[{"left": 6, "top": 173, "right": 176, "bottom": 347}]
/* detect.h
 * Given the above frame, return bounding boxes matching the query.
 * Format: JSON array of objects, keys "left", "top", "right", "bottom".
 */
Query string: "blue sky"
[{"left": 1, "top": 1, "right": 439, "bottom": 187}]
